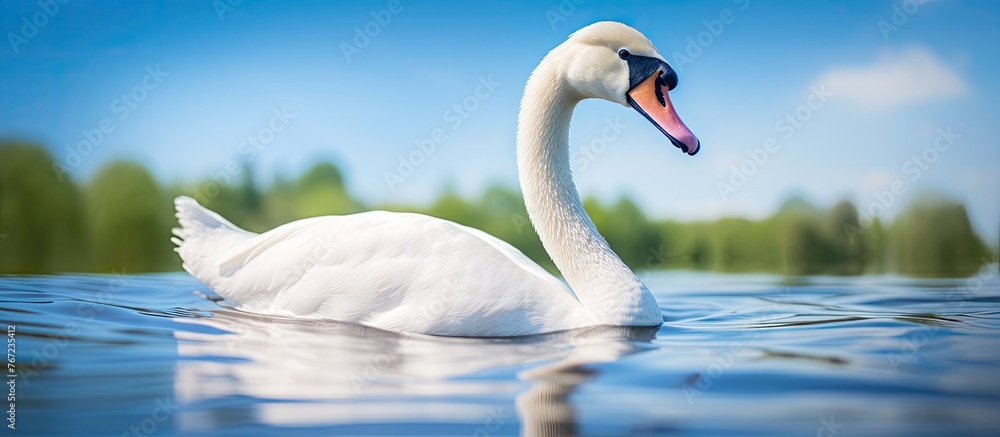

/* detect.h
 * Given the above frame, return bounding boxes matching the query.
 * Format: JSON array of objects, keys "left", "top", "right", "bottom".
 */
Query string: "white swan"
[{"left": 172, "top": 22, "right": 700, "bottom": 337}]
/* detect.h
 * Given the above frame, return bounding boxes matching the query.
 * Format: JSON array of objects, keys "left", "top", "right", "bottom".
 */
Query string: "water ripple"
[{"left": 1, "top": 268, "right": 999, "bottom": 436}]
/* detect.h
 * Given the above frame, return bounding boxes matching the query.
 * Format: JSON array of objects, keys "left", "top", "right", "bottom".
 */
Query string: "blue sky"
[{"left": 2, "top": 0, "right": 998, "bottom": 244}]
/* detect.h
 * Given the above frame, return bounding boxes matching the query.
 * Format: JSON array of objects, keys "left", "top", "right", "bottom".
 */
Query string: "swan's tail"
[{"left": 172, "top": 196, "right": 256, "bottom": 284}]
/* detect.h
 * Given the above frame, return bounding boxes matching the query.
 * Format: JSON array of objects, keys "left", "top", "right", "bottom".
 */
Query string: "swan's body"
[
  {"left": 174, "top": 204, "right": 591, "bottom": 336},
  {"left": 173, "top": 22, "right": 700, "bottom": 337}
]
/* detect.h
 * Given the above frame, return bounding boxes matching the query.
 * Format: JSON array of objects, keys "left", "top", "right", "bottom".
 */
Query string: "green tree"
[
  {"left": 707, "top": 217, "right": 782, "bottom": 272},
  {"left": 478, "top": 186, "right": 552, "bottom": 270},
  {"left": 891, "top": 194, "right": 987, "bottom": 277},
  {"left": 776, "top": 198, "right": 826, "bottom": 275},
  {"left": 1, "top": 141, "right": 992, "bottom": 279},
  {"left": 86, "top": 161, "right": 173, "bottom": 272},
  {"left": 427, "top": 186, "right": 482, "bottom": 227},
  {"left": 584, "top": 196, "right": 663, "bottom": 270},
  {"left": 294, "top": 162, "right": 362, "bottom": 217},
  {"left": 864, "top": 217, "right": 888, "bottom": 273},
  {"left": 0, "top": 141, "right": 88, "bottom": 272},
  {"left": 187, "top": 161, "right": 269, "bottom": 232},
  {"left": 823, "top": 200, "right": 866, "bottom": 274}
]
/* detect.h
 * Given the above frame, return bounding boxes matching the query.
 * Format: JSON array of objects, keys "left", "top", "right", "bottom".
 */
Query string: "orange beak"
[{"left": 627, "top": 70, "right": 700, "bottom": 156}]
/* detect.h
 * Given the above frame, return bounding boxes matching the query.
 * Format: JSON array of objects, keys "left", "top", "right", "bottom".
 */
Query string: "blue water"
[{"left": 3, "top": 268, "right": 1000, "bottom": 436}]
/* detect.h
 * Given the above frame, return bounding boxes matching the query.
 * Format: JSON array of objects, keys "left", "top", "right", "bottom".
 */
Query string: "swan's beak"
[{"left": 627, "top": 71, "right": 700, "bottom": 156}]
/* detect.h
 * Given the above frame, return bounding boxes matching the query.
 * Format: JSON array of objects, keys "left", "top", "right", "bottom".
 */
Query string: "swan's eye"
[{"left": 618, "top": 49, "right": 630, "bottom": 60}]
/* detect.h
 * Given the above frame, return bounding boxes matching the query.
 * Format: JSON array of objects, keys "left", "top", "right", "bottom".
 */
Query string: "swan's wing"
[
  {"left": 173, "top": 196, "right": 257, "bottom": 285},
  {"left": 453, "top": 223, "right": 577, "bottom": 301},
  {"left": 197, "top": 215, "right": 334, "bottom": 302},
  {"left": 189, "top": 210, "right": 586, "bottom": 335}
]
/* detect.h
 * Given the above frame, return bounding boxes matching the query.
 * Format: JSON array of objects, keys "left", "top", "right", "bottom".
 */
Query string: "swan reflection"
[{"left": 173, "top": 309, "right": 658, "bottom": 435}]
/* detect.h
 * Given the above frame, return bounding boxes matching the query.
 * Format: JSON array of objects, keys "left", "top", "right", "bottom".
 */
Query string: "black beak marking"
[
  {"left": 625, "top": 55, "right": 677, "bottom": 92},
  {"left": 654, "top": 75, "right": 667, "bottom": 107},
  {"left": 624, "top": 54, "right": 696, "bottom": 156}
]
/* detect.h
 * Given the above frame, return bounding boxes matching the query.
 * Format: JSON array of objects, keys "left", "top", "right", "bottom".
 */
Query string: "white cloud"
[{"left": 817, "top": 46, "right": 967, "bottom": 111}]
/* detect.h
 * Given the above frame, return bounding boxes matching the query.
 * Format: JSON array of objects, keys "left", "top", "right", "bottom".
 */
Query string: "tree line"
[{"left": 0, "top": 140, "right": 991, "bottom": 277}]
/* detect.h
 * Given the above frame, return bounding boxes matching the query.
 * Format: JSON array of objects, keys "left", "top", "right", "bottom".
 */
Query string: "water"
[{"left": 3, "top": 269, "right": 1000, "bottom": 436}]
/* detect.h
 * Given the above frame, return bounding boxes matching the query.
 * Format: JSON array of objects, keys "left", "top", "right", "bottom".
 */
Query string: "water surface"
[{"left": 3, "top": 269, "right": 1000, "bottom": 436}]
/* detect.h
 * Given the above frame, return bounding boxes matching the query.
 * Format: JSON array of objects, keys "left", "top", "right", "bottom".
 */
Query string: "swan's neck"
[{"left": 516, "top": 57, "right": 661, "bottom": 326}]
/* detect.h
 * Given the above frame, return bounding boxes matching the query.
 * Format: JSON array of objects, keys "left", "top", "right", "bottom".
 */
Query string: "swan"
[{"left": 172, "top": 21, "right": 700, "bottom": 337}]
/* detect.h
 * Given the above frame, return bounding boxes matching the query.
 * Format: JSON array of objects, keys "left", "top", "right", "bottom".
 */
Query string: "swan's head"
[{"left": 553, "top": 21, "right": 700, "bottom": 155}]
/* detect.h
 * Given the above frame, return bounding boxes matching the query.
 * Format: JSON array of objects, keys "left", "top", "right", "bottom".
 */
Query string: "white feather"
[{"left": 174, "top": 22, "right": 669, "bottom": 336}]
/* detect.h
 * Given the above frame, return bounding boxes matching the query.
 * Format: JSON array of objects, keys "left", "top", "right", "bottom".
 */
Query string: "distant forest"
[{"left": 0, "top": 140, "right": 993, "bottom": 277}]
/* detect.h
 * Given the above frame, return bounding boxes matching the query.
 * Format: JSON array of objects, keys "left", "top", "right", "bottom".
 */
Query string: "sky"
[{"left": 2, "top": 0, "right": 998, "bottom": 244}]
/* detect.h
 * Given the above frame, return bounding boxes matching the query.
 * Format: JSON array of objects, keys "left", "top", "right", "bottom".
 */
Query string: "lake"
[{"left": 3, "top": 268, "right": 1000, "bottom": 436}]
